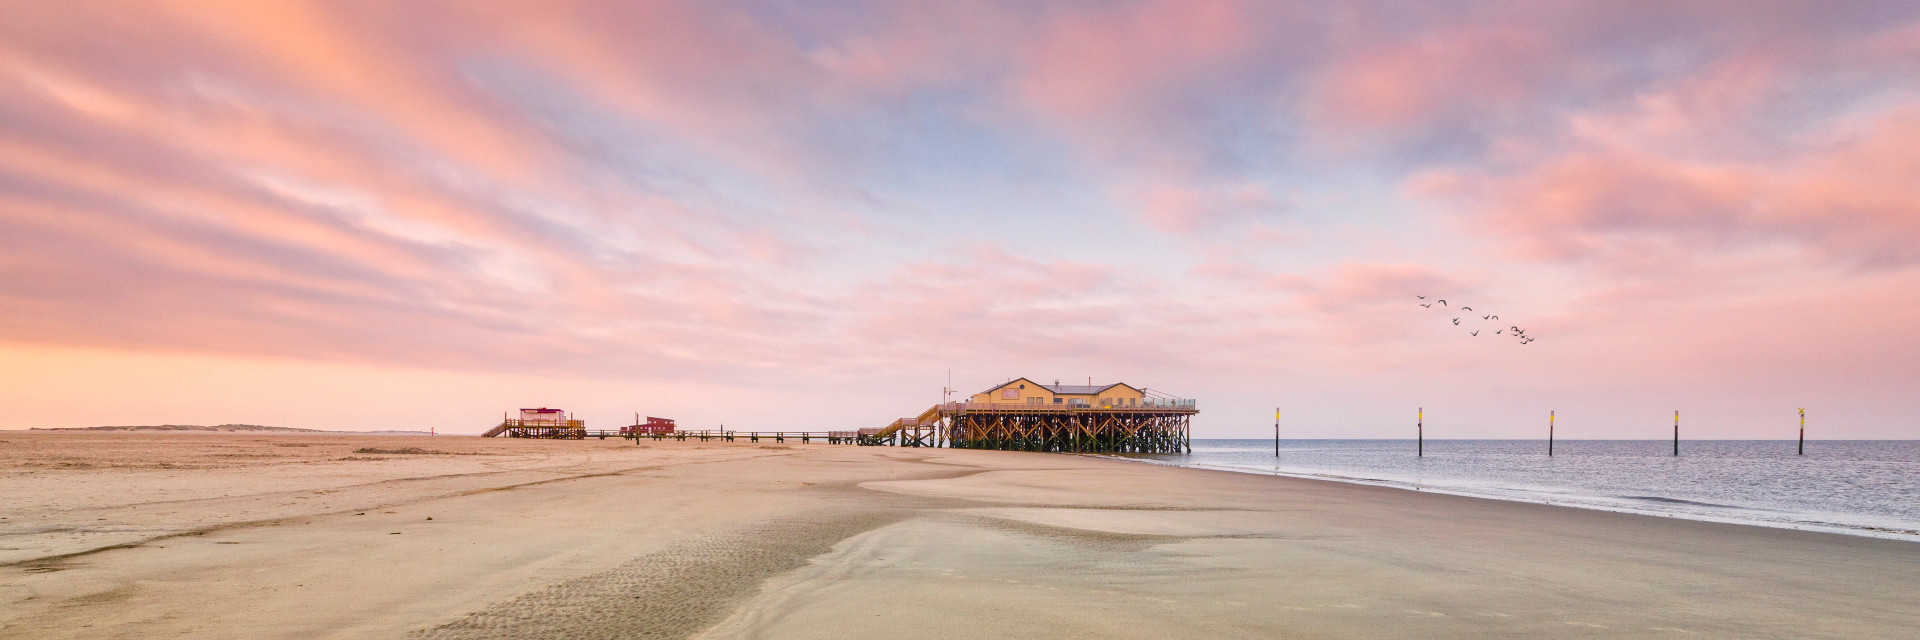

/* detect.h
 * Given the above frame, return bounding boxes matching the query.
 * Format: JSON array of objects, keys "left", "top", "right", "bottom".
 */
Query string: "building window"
[{"left": 1053, "top": 397, "right": 1063, "bottom": 404}]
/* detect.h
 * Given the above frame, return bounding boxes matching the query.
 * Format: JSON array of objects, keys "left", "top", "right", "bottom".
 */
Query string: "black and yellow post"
[
  {"left": 1798, "top": 408, "right": 1806, "bottom": 455},
  {"left": 1417, "top": 407, "right": 1424, "bottom": 457},
  {"left": 1673, "top": 410, "right": 1680, "bottom": 457},
  {"left": 1548, "top": 410, "right": 1555, "bottom": 457},
  {"left": 1274, "top": 407, "right": 1280, "bottom": 458}
]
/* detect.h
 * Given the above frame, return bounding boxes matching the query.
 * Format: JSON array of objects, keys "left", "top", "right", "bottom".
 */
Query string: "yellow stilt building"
[{"left": 867, "top": 378, "right": 1197, "bottom": 453}]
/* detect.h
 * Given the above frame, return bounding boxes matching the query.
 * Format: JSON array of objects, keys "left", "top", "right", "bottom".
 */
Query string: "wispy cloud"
[{"left": 3, "top": 1, "right": 1919, "bottom": 436}]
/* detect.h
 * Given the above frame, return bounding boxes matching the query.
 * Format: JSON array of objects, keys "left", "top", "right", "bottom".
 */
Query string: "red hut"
[{"left": 623, "top": 416, "right": 676, "bottom": 435}]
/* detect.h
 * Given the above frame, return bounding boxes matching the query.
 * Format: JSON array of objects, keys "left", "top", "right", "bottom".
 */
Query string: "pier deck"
[
  {"left": 863, "top": 402, "right": 1197, "bottom": 453},
  {"left": 482, "top": 401, "right": 1195, "bottom": 454}
]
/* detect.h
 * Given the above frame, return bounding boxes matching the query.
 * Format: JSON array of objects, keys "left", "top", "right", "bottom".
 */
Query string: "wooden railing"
[
  {"left": 936, "top": 400, "right": 1198, "bottom": 413},
  {"left": 612, "top": 429, "right": 859, "bottom": 444},
  {"left": 483, "top": 420, "right": 587, "bottom": 437},
  {"left": 499, "top": 419, "right": 587, "bottom": 428}
]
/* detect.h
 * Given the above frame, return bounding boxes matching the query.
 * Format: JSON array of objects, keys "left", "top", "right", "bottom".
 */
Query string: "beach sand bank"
[{"left": 1, "top": 433, "right": 1915, "bottom": 638}]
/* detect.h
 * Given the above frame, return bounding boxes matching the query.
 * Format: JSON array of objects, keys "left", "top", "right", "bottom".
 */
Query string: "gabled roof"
[
  {"left": 1041, "top": 384, "right": 1112, "bottom": 395},
  {"left": 1042, "top": 382, "right": 1143, "bottom": 395},
  {"left": 976, "top": 379, "right": 1144, "bottom": 396},
  {"left": 975, "top": 377, "right": 1046, "bottom": 396},
  {"left": 1052, "top": 378, "right": 1136, "bottom": 393}
]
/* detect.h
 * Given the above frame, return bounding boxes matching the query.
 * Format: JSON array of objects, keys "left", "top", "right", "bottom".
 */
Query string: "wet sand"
[{"left": 1, "top": 433, "right": 1916, "bottom": 639}]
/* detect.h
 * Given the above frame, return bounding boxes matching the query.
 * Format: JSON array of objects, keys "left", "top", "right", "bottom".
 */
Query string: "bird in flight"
[{"left": 1409, "top": 294, "right": 1534, "bottom": 345}]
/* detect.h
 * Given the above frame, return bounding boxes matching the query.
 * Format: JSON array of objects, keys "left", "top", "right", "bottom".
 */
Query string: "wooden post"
[
  {"left": 1417, "top": 407, "right": 1423, "bottom": 457},
  {"left": 1548, "top": 410, "right": 1555, "bottom": 457},
  {"left": 1673, "top": 410, "right": 1679, "bottom": 457},
  {"left": 1798, "top": 408, "right": 1805, "bottom": 455}
]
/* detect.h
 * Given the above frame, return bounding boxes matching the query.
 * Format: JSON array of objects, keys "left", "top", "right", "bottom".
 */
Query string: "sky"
[{"left": 3, "top": 1, "right": 1919, "bottom": 438}]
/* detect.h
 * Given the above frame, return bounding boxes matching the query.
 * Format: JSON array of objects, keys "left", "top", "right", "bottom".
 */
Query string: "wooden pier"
[
  {"left": 478, "top": 409, "right": 1195, "bottom": 453},
  {"left": 490, "top": 428, "right": 865, "bottom": 445},
  {"left": 482, "top": 415, "right": 860, "bottom": 444},
  {"left": 619, "top": 429, "right": 860, "bottom": 445},
  {"left": 861, "top": 401, "right": 1196, "bottom": 453},
  {"left": 483, "top": 419, "right": 589, "bottom": 439},
  {"left": 480, "top": 379, "right": 1196, "bottom": 454}
]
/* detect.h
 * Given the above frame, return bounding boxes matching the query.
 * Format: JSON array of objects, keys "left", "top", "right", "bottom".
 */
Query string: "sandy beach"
[{"left": 1, "top": 433, "right": 1915, "bottom": 639}]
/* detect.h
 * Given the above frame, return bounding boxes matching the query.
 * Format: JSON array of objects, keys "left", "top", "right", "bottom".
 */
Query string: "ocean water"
[{"left": 1119, "top": 439, "right": 1920, "bottom": 540}]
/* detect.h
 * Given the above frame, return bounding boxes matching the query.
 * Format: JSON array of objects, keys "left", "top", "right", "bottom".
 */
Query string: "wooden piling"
[{"left": 943, "top": 404, "right": 1193, "bottom": 454}]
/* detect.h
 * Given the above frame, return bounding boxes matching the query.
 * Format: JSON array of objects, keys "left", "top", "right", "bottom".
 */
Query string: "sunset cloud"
[{"left": 3, "top": 1, "right": 1919, "bottom": 437}]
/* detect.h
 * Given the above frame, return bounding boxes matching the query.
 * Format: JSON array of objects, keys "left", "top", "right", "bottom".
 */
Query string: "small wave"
[
  {"left": 1091, "top": 456, "right": 1920, "bottom": 543},
  {"left": 1619, "top": 496, "right": 1745, "bottom": 509}
]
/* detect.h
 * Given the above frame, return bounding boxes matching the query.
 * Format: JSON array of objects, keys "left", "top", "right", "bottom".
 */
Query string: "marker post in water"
[
  {"left": 1549, "top": 410, "right": 1555, "bottom": 457},
  {"left": 1274, "top": 407, "right": 1280, "bottom": 458},
  {"left": 1798, "top": 408, "right": 1806, "bottom": 455},
  {"left": 1418, "top": 407, "right": 1424, "bottom": 458},
  {"left": 1673, "top": 410, "right": 1680, "bottom": 457}
]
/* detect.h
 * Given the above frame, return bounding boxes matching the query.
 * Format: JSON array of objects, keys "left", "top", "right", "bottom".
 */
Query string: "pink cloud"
[
  {"left": 1017, "top": 0, "right": 1256, "bottom": 123},
  {"left": 1416, "top": 100, "right": 1920, "bottom": 268},
  {"left": 1308, "top": 24, "right": 1550, "bottom": 132},
  {"left": 1295, "top": 263, "right": 1465, "bottom": 314},
  {"left": 1137, "top": 183, "right": 1288, "bottom": 234},
  {"left": 5, "top": 2, "right": 1920, "bottom": 437},
  {"left": 850, "top": 247, "right": 1133, "bottom": 358}
]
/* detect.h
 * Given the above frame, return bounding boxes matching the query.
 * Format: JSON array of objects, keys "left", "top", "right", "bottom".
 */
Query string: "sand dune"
[{"left": 1, "top": 433, "right": 1915, "bottom": 639}]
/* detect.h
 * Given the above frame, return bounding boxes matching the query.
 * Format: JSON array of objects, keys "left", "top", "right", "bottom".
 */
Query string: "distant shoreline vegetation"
[{"left": 26, "top": 424, "right": 432, "bottom": 435}]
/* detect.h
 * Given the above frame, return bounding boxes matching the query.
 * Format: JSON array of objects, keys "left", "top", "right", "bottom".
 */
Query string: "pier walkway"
[
  {"left": 482, "top": 399, "right": 1197, "bottom": 454},
  {"left": 486, "top": 425, "right": 861, "bottom": 445}
]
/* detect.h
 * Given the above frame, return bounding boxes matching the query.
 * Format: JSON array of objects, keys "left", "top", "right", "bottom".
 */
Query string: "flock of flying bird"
[{"left": 1417, "top": 296, "right": 1535, "bottom": 344}]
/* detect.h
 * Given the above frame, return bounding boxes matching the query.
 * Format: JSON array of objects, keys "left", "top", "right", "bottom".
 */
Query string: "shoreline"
[
  {"left": 1098, "top": 454, "right": 1920, "bottom": 542},
  {"left": 1100, "top": 438, "right": 1920, "bottom": 543}
]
